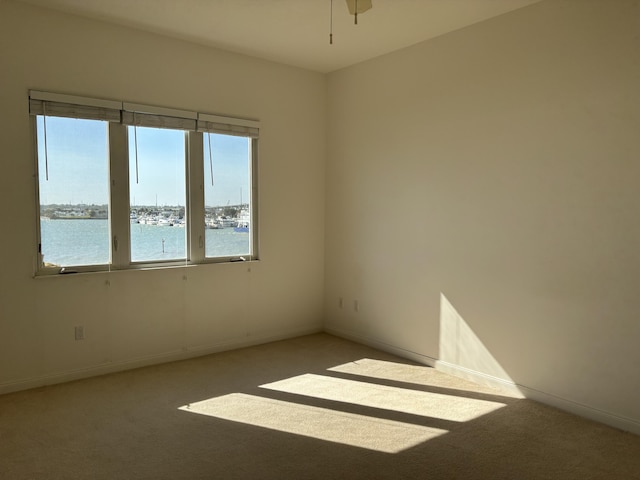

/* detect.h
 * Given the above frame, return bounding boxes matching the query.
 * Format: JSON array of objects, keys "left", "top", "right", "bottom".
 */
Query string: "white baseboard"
[
  {"left": 324, "top": 326, "right": 437, "bottom": 367},
  {"left": 434, "top": 359, "right": 525, "bottom": 397},
  {"left": 326, "top": 326, "right": 640, "bottom": 437},
  {"left": 515, "top": 384, "right": 640, "bottom": 436},
  {"left": 0, "top": 325, "right": 323, "bottom": 396}
]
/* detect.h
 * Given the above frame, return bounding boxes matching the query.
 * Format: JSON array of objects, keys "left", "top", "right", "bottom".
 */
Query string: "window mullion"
[
  {"left": 108, "top": 123, "right": 131, "bottom": 268},
  {"left": 250, "top": 138, "right": 260, "bottom": 261},
  {"left": 187, "top": 131, "right": 205, "bottom": 263}
]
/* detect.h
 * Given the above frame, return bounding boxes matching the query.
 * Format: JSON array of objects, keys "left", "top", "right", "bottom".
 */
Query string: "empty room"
[{"left": 1, "top": 0, "right": 639, "bottom": 478}]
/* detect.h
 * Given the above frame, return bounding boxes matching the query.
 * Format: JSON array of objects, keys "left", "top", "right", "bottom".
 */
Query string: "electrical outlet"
[{"left": 75, "top": 326, "right": 84, "bottom": 341}]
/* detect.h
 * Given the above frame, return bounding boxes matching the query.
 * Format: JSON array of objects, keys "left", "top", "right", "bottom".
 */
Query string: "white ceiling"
[{"left": 17, "top": 0, "right": 542, "bottom": 73}]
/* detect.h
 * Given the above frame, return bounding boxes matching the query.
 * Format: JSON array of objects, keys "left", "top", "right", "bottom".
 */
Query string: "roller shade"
[
  {"left": 122, "top": 102, "right": 197, "bottom": 131},
  {"left": 197, "top": 113, "right": 259, "bottom": 138},
  {"left": 29, "top": 91, "right": 121, "bottom": 122},
  {"left": 29, "top": 91, "right": 258, "bottom": 136}
]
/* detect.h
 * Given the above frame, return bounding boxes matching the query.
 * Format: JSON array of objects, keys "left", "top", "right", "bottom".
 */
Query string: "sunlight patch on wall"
[
  {"left": 179, "top": 393, "right": 446, "bottom": 453},
  {"left": 260, "top": 374, "right": 506, "bottom": 422},
  {"left": 439, "top": 293, "right": 517, "bottom": 385}
]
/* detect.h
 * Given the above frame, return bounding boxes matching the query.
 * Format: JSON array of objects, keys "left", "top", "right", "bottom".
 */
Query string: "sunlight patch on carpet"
[
  {"left": 329, "top": 358, "right": 442, "bottom": 386},
  {"left": 260, "top": 374, "right": 506, "bottom": 422},
  {"left": 179, "top": 393, "right": 446, "bottom": 453}
]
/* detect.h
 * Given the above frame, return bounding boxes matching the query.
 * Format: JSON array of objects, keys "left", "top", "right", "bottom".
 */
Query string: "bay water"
[{"left": 40, "top": 219, "right": 250, "bottom": 267}]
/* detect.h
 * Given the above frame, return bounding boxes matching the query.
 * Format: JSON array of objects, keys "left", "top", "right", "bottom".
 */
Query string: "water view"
[{"left": 40, "top": 218, "right": 250, "bottom": 267}]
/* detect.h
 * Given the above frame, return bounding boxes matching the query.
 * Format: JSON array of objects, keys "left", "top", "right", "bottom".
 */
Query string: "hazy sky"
[{"left": 37, "top": 117, "right": 250, "bottom": 207}]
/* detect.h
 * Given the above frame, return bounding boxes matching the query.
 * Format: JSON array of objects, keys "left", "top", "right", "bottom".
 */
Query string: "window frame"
[{"left": 30, "top": 90, "right": 260, "bottom": 275}]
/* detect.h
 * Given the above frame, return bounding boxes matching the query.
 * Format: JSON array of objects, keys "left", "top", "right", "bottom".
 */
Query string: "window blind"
[
  {"left": 197, "top": 113, "right": 260, "bottom": 138},
  {"left": 29, "top": 91, "right": 121, "bottom": 122},
  {"left": 29, "top": 91, "right": 258, "bottom": 136},
  {"left": 122, "top": 102, "right": 197, "bottom": 131}
]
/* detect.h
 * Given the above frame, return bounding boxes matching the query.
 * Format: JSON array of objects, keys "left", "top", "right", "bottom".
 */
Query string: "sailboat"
[{"left": 234, "top": 188, "right": 250, "bottom": 233}]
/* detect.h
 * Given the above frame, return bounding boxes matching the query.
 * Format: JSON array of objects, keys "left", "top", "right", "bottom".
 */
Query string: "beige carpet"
[{"left": 1, "top": 333, "right": 639, "bottom": 479}]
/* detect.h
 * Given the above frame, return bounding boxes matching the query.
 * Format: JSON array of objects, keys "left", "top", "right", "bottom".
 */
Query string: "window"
[
  {"left": 36, "top": 116, "right": 110, "bottom": 267},
  {"left": 30, "top": 91, "right": 259, "bottom": 274},
  {"left": 203, "top": 133, "right": 253, "bottom": 259},
  {"left": 129, "top": 126, "right": 187, "bottom": 263}
]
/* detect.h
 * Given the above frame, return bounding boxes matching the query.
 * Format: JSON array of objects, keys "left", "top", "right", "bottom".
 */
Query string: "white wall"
[
  {"left": 0, "top": 1, "right": 326, "bottom": 392},
  {"left": 325, "top": 0, "right": 640, "bottom": 432}
]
